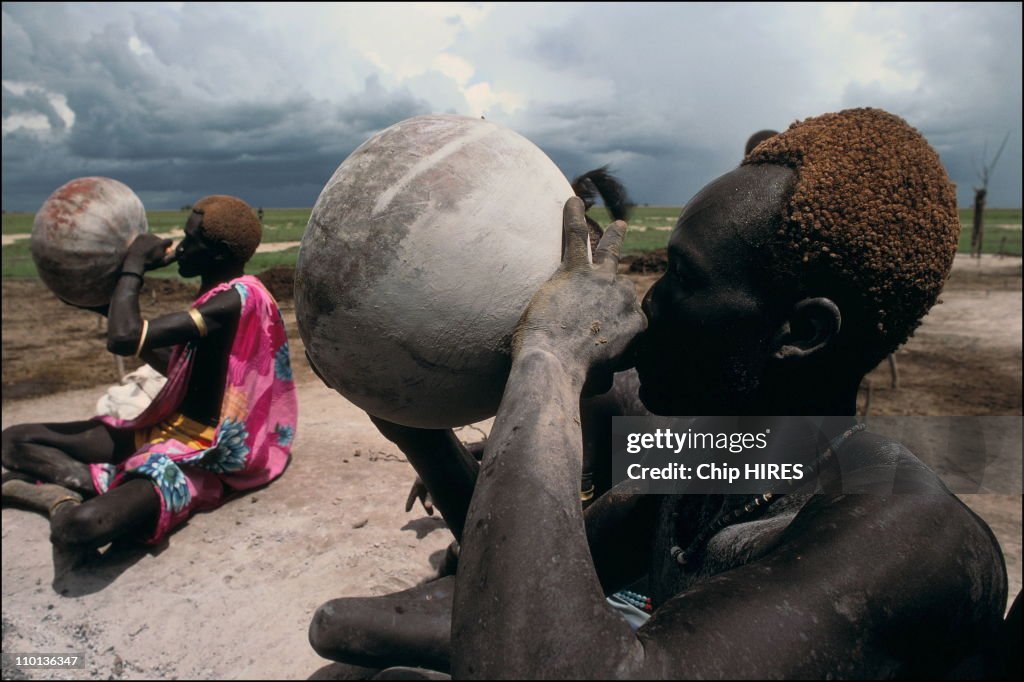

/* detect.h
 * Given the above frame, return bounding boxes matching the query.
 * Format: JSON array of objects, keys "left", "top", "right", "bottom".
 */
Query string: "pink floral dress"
[{"left": 91, "top": 276, "right": 298, "bottom": 543}]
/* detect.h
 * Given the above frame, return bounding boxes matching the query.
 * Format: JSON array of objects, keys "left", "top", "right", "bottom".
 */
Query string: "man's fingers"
[
  {"left": 593, "top": 220, "right": 627, "bottom": 272},
  {"left": 424, "top": 495, "right": 434, "bottom": 516},
  {"left": 405, "top": 485, "right": 418, "bottom": 512},
  {"left": 561, "top": 197, "right": 591, "bottom": 268}
]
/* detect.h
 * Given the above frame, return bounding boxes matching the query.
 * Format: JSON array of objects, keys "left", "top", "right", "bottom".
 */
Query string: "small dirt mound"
[
  {"left": 256, "top": 266, "right": 295, "bottom": 302},
  {"left": 627, "top": 248, "right": 668, "bottom": 273}
]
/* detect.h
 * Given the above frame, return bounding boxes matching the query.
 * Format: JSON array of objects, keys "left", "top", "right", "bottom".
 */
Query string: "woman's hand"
[{"left": 124, "top": 234, "right": 175, "bottom": 273}]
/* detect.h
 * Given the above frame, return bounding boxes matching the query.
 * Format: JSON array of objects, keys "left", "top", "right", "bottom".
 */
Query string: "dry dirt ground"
[{"left": 2, "top": 255, "right": 1021, "bottom": 679}]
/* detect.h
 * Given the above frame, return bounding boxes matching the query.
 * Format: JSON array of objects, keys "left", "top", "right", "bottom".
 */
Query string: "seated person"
[
  {"left": 2, "top": 195, "right": 298, "bottom": 580},
  {"left": 308, "top": 109, "right": 1010, "bottom": 679}
]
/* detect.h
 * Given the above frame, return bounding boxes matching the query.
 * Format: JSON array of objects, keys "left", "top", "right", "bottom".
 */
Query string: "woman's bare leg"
[
  {"left": 48, "top": 478, "right": 161, "bottom": 580},
  {"left": 3, "top": 421, "right": 158, "bottom": 581},
  {"left": 49, "top": 478, "right": 160, "bottom": 548},
  {"left": 2, "top": 421, "right": 135, "bottom": 497}
]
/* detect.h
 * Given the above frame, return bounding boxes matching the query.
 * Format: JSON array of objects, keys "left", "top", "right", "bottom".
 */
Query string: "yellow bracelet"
[
  {"left": 134, "top": 319, "right": 149, "bottom": 358},
  {"left": 188, "top": 308, "right": 209, "bottom": 338},
  {"left": 49, "top": 495, "right": 81, "bottom": 516}
]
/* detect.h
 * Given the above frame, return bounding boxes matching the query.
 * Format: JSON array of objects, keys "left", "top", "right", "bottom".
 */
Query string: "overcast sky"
[{"left": 3, "top": 2, "right": 1021, "bottom": 211}]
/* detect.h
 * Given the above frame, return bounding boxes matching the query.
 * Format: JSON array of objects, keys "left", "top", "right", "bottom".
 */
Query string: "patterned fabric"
[
  {"left": 606, "top": 595, "right": 652, "bottom": 631},
  {"left": 91, "top": 276, "right": 298, "bottom": 544},
  {"left": 131, "top": 413, "right": 217, "bottom": 451}
]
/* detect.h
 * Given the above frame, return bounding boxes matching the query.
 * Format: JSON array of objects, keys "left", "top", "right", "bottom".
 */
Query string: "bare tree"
[{"left": 971, "top": 132, "right": 1010, "bottom": 258}]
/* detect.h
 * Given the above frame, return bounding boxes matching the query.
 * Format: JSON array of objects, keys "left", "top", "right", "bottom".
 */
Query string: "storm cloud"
[{"left": 3, "top": 2, "right": 1021, "bottom": 210}]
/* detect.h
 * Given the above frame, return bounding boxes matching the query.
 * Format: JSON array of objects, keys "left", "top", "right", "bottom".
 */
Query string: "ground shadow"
[
  {"left": 48, "top": 470, "right": 282, "bottom": 597},
  {"left": 308, "top": 661, "right": 380, "bottom": 680},
  {"left": 53, "top": 538, "right": 169, "bottom": 598},
  {"left": 400, "top": 516, "right": 447, "bottom": 540},
  {"left": 427, "top": 548, "right": 447, "bottom": 572}
]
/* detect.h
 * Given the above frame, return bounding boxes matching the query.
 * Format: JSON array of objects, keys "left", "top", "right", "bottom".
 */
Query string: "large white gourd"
[
  {"left": 31, "top": 177, "right": 148, "bottom": 307},
  {"left": 295, "top": 114, "right": 573, "bottom": 428}
]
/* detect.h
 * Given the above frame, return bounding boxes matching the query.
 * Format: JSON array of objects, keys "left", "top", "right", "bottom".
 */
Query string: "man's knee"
[
  {"left": 310, "top": 593, "right": 452, "bottom": 672},
  {"left": 309, "top": 597, "right": 390, "bottom": 662},
  {"left": 310, "top": 598, "right": 352, "bottom": 659}
]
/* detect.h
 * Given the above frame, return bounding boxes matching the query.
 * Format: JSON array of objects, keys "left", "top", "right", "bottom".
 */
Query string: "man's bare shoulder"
[
  {"left": 796, "top": 430, "right": 1002, "bottom": 549},
  {"left": 782, "top": 433, "right": 1007, "bottom": 614}
]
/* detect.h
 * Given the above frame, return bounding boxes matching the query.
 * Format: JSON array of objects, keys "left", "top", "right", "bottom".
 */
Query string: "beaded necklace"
[
  {"left": 669, "top": 421, "right": 866, "bottom": 568},
  {"left": 613, "top": 590, "right": 654, "bottom": 613}
]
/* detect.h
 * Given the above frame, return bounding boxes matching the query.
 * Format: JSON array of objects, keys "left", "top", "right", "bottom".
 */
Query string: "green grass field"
[
  {"left": 2, "top": 208, "right": 312, "bottom": 242},
  {"left": 1, "top": 238, "right": 300, "bottom": 280},
  {"left": 2, "top": 207, "right": 311, "bottom": 280},
  {"left": 3, "top": 205, "right": 1020, "bottom": 279}
]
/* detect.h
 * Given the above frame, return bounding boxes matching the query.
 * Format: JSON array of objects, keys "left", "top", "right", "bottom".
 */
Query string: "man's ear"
[{"left": 770, "top": 297, "right": 841, "bottom": 360}]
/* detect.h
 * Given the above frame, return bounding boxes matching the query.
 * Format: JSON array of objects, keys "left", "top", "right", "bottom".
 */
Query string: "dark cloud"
[
  {"left": 3, "top": 3, "right": 1021, "bottom": 211},
  {"left": 497, "top": 3, "right": 1022, "bottom": 208},
  {"left": 2, "top": 87, "right": 69, "bottom": 130},
  {"left": 1, "top": 5, "right": 430, "bottom": 210},
  {"left": 528, "top": 28, "right": 586, "bottom": 71},
  {"left": 835, "top": 3, "right": 1022, "bottom": 206},
  {"left": 2, "top": 78, "right": 430, "bottom": 209}
]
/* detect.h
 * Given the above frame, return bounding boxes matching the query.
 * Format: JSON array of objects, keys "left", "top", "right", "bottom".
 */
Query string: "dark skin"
[
  {"left": 1, "top": 209, "right": 243, "bottom": 570},
  {"left": 309, "top": 370, "right": 645, "bottom": 673},
  {"left": 310, "top": 168, "right": 1007, "bottom": 679}
]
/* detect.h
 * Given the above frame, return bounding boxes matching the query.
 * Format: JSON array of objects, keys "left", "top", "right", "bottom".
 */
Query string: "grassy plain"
[{"left": 3, "top": 205, "right": 1020, "bottom": 279}]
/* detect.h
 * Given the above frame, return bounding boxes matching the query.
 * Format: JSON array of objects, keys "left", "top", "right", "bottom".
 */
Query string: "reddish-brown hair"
[
  {"left": 193, "top": 195, "right": 262, "bottom": 263},
  {"left": 743, "top": 108, "right": 960, "bottom": 363}
]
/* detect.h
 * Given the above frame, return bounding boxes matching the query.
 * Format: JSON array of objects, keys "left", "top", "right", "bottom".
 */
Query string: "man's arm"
[
  {"left": 305, "top": 337, "right": 480, "bottom": 536},
  {"left": 106, "top": 234, "right": 241, "bottom": 357},
  {"left": 370, "top": 417, "right": 479, "bottom": 543},
  {"left": 451, "top": 199, "right": 649, "bottom": 677},
  {"left": 584, "top": 483, "right": 659, "bottom": 594}
]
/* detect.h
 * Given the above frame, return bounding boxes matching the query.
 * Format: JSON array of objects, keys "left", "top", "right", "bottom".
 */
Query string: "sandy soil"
[
  {"left": 2, "top": 254, "right": 1021, "bottom": 679},
  {"left": 2, "top": 381, "right": 464, "bottom": 680}
]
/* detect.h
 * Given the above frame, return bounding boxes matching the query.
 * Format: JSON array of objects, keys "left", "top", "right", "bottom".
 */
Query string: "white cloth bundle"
[{"left": 95, "top": 364, "right": 167, "bottom": 421}]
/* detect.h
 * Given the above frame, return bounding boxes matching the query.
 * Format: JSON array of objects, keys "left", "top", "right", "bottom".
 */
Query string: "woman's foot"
[
  {"left": 2, "top": 479, "right": 81, "bottom": 515},
  {"left": 1, "top": 468, "right": 37, "bottom": 485}
]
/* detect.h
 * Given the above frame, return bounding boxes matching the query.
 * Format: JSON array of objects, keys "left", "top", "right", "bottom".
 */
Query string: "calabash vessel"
[
  {"left": 296, "top": 114, "right": 573, "bottom": 428},
  {"left": 31, "top": 177, "right": 148, "bottom": 307}
]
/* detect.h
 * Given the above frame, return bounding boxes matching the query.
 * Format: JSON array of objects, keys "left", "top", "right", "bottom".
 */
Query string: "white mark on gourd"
[{"left": 372, "top": 123, "right": 497, "bottom": 217}]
